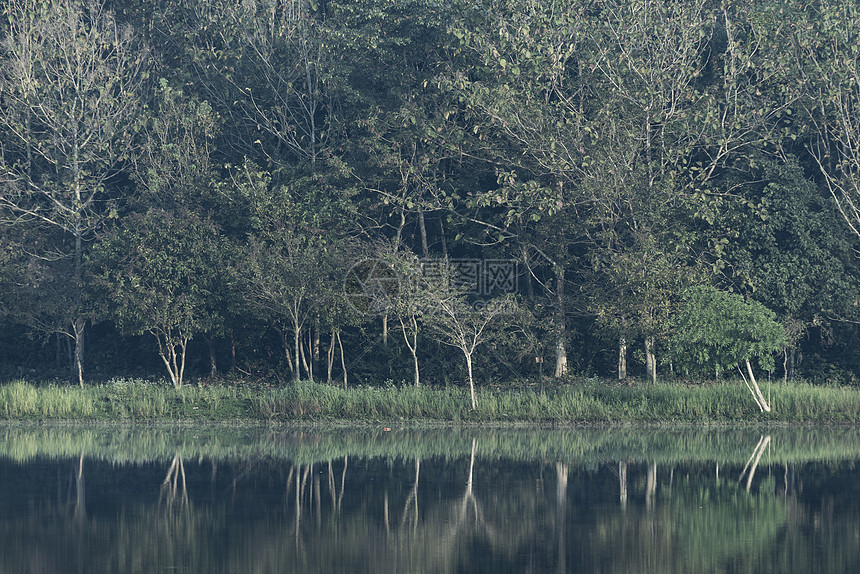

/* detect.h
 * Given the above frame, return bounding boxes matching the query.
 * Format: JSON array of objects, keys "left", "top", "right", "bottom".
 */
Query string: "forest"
[{"left": 1, "top": 0, "right": 859, "bottom": 395}]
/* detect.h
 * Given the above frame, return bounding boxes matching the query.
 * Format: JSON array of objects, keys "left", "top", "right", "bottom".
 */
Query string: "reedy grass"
[{"left": 1, "top": 376, "right": 859, "bottom": 424}]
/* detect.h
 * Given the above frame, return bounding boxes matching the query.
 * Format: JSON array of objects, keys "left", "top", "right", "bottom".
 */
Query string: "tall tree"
[
  {"left": 0, "top": 0, "right": 145, "bottom": 385},
  {"left": 93, "top": 208, "right": 224, "bottom": 388},
  {"left": 671, "top": 285, "right": 787, "bottom": 412},
  {"left": 450, "top": 0, "right": 594, "bottom": 378},
  {"left": 791, "top": 1, "right": 860, "bottom": 239},
  {"left": 184, "top": 0, "right": 340, "bottom": 170}
]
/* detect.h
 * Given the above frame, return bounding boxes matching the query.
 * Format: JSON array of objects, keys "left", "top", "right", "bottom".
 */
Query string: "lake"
[{"left": 0, "top": 425, "right": 858, "bottom": 573}]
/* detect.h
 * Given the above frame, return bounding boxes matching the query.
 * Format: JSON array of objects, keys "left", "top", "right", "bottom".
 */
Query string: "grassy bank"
[{"left": 1, "top": 377, "right": 859, "bottom": 424}]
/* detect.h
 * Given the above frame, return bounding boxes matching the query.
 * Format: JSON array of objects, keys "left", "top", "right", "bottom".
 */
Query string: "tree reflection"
[{"left": 0, "top": 429, "right": 857, "bottom": 573}]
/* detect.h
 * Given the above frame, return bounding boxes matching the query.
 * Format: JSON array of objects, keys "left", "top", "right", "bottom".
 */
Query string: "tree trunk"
[
  {"left": 313, "top": 316, "right": 320, "bottom": 371},
  {"left": 399, "top": 315, "right": 420, "bottom": 387},
  {"left": 382, "top": 312, "right": 388, "bottom": 347},
  {"left": 618, "top": 337, "right": 628, "bottom": 380},
  {"left": 465, "top": 352, "right": 476, "bottom": 410},
  {"left": 293, "top": 325, "right": 301, "bottom": 382},
  {"left": 784, "top": 348, "right": 796, "bottom": 381},
  {"left": 327, "top": 330, "right": 335, "bottom": 384},
  {"left": 300, "top": 330, "right": 312, "bottom": 381},
  {"left": 745, "top": 359, "right": 772, "bottom": 412},
  {"left": 72, "top": 317, "right": 85, "bottom": 387},
  {"left": 155, "top": 333, "right": 187, "bottom": 388},
  {"left": 644, "top": 337, "right": 656, "bottom": 384},
  {"left": 337, "top": 331, "right": 347, "bottom": 388},
  {"left": 418, "top": 207, "right": 429, "bottom": 258},
  {"left": 554, "top": 266, "right": 568, "bottom": 378}
]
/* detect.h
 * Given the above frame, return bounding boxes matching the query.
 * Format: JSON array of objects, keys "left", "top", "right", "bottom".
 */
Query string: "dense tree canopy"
[{"left": 1, "top": 0, "right": 859, "bottom": 392}]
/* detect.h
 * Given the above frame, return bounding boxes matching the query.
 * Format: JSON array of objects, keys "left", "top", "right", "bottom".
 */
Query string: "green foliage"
[
  {"left": 4, "top": 376, "right": 860, "bottom": 423},
  {"left": 671, "top": 285, "right": 787, "bottom": 377},
  {"left": 1, "top": 0, "right": 859, "bottom": 389},
  {"left": 95, "top": 208, "right": 224, "bottom": 338}
]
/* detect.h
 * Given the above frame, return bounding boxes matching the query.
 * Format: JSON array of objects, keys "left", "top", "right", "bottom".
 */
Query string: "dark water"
[{"left": 0, "top": 425, "right": 858, "bottom": 573}]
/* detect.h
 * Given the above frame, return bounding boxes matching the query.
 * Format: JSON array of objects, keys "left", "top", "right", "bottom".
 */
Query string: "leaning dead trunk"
[{"left": 744, "top": 359, "right": 772, "bottom": 412}]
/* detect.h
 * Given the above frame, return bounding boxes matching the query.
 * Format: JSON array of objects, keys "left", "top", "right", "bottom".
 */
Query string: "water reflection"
[{"left": 0, "top": 426, "right": 858, "bottom": 573}]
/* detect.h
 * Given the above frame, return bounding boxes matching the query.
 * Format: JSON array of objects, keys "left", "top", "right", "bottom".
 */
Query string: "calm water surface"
[{"left": 0, "top": 425, "right": 858, "bottom": 573}]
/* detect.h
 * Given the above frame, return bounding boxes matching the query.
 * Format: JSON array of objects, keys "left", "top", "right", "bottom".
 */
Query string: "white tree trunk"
[
  {"left": 618, "top": 337, "right": 627, "bottom": 380},
  {"left": 465, "top": 352, "right": 476, "bottom": 410},
  {"left": 745, "top": 359, "right": 772, "bottom": 412},
  {"left": 337, "top": 331, "right": 347, "bottom": 388},
  {"left": 644, "top": 337, "right": 656, "bottom": 383},
  {"left": 554, "top": 266, "right": 568, "bottom": 378},
  {"left": 554, "top": 337, "right": 568, "bottom": 378}
]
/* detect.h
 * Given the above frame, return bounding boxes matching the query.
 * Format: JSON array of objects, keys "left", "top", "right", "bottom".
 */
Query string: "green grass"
[{"left": 1, "top": 376, "right": 859, "bottom": 424}]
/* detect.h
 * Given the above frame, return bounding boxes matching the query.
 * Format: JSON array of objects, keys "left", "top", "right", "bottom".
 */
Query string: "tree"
[
  {"left": 0, "top": 0, "right": 145, "bottom": 385},
  {"left": 789, "top": 1, "right": 860, "bottom": 239},
  {"left": 184, "top": 0, "right": 340, "bottom": 169},
  {"left": 230, "top": 161, "right": 358, "bottom": 383},
  {"left": 416, "top": 260, "right": 514, "bottom": 409},
  {"left": 671, "top": 285, "right": 787, "bottom": 412},
  {"left": 93, "top": 208, "right": 224, "bottom": 388},
  {"left": 695, "top": 155, "right": 860, "bottom": 379},
  {"left": 449, "top": 0, "right": 594, "bottom": 379}
]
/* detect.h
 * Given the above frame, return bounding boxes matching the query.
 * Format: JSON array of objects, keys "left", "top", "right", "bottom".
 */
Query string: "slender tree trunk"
[
  {"left": 745, "top": 359, "right": 772, "bottom": 412},
  {"left": 418, "top": 207, "right": 429, "bottom": 258},
  {"left": 308, "top": 328, "right": 315, "bottom": 381},
  {"left": 465, "top": 351, "right": 476, "bottom": 410},
  {"left": 300, "top": 330, "right": 312, "bottom": 381},
  {"left": 399, "top": 315, "right": 420, "bottom": 387},
  {"left": 644, "top": 337, "right": 656, "bottom": 384},
  {"left": 283, "top": 331, "right": 295, "bottom": 374},
  {"left": 293, "top": 324, "right": 301, "bottom": 382},
  {"left": 327, "top": 330, "right": 335, "bottom": 384},
  {"left": 313, "top": 316, "right": 320, "bottom": 371},
  {"left": 554, "top": 266, "right": 568, "bottom": 378},
  {"left": 618, "top": 337, "right": 628, "bottom": 380},
  {"left": 337, "top": 331, "right": 347, "bottom": 388},
  {"left": 72, "top": 318, "right": 85, "bottom": 388},
  {"left": 784, "top": 348, "right": 795, "bottom": 381},
  {"left": 208, "top": 336, "right": 217, "bottom": 377},
  {"left": 382, "top": 312, "right": 388, "bottom": 347}
]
